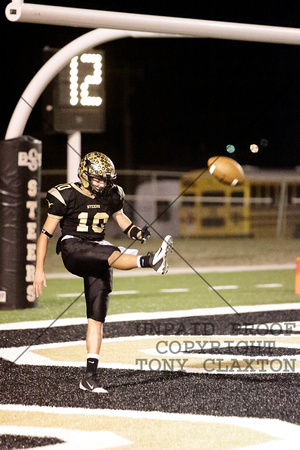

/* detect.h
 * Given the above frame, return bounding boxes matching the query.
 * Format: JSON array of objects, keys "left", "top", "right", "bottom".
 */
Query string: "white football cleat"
[{"left": 150, "top": 235, "right": 173, "bottom": 275}]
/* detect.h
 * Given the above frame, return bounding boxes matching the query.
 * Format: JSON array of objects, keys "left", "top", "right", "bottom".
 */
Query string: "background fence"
[{"left": 41, "top": 167, "right": 300, "bottom": 239}]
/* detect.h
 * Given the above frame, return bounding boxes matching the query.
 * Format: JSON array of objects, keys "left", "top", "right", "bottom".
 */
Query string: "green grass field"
[
  {"left": 42, "top": 268, "right": 298, "bottom": 316},
  {"left": 0, "top": 237, "right": 299, "bottom": 324},
  {"left": 0, "top": 268, "right": 298, "bottom": 324}
]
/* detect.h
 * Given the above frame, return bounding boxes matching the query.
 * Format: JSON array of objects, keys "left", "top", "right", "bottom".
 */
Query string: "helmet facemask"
[{"left": 88, "top": 173, "right": 114, "bottom": 196}]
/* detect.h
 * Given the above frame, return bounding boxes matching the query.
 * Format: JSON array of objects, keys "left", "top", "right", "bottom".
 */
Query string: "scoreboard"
[{"left": 44, "top": 48, "right": 105, "bottom": 133}]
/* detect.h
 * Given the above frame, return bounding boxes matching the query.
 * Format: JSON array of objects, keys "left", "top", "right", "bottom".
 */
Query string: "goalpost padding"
[{"left": 0, "top": 136, "right": 41, "bottom": 310}]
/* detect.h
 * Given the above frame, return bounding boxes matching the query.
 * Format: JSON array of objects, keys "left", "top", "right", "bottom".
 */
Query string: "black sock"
[
  {"left": 139, "top": 255, "right": 151, "bottom": 268},
  {"left": 86, "top": 355, "right": 99, "bottom": 376}
]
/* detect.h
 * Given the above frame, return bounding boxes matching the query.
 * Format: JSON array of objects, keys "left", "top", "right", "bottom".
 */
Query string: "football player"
[{"left": 33, "top": 152, "right": 173, "bottom": 393}]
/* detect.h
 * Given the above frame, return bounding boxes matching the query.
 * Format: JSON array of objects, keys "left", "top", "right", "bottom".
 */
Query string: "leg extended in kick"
[{"left": 108, "top": 235, "right": 173, "bottom": 275}]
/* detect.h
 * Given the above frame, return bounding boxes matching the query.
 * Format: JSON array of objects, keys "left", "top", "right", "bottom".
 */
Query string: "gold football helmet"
[{"left": 78, "top": 152, "right": 117, "bottom": 193}]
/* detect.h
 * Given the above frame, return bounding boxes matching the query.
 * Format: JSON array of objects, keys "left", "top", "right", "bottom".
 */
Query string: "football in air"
[{"left": 207, "top": 156, "right": 245, "bottom": 186}]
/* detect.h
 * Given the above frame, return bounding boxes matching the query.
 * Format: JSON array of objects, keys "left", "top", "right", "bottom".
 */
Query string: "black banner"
[{"left": 0, "top": 136, "right": 42, "bottom": 310}]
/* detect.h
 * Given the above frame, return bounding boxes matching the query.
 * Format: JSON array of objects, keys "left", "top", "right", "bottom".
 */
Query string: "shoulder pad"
[
  {"left": 113, "top": 184, "right": 125, "bottom": 200},
  {"left": 48, "top": 183, "right": 74, "bottom": 205}
]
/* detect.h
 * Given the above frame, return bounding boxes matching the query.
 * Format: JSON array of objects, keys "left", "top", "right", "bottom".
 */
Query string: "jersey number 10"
[{"left": 77, "top": 212, "right": 109, "bottom": 234}]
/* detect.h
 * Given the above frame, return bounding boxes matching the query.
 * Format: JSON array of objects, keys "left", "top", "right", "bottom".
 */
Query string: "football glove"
[{"left": 140, "top": 225, "right": 151, "bottom": 243}]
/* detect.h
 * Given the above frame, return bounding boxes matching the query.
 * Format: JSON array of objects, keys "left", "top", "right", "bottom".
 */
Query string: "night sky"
[{"left": 2, "top": 0, "right": 300, "bottom": 171}]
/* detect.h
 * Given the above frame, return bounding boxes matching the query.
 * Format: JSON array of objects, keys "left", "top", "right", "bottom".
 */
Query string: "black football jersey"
[{"left": 46, "top": 182, "right": 124, "bottom": 240}]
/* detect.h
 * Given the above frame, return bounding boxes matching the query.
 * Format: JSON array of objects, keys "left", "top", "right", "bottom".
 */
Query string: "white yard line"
[
  {"left": 160, "top": 288, "right": 190, "bottom": 293},
  {"left": 1, "top": 303, "right": 300, "bottom": 330},
  {"left": 210, "top": 285, "right": 239, "bottom": 290},
  {"left": 57, "top": 290, "right": 139, "bottom": 298},
  {"left": 256, "top": 283, "right": 283, "bottom": 288},
  {"left": 46, "top": 263, "right": 295, "bottom": 279}
]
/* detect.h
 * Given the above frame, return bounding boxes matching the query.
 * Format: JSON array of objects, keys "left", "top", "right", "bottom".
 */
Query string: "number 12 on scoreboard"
[{"left": 44, "top": 48, "right": 105, "bottom": 134}]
